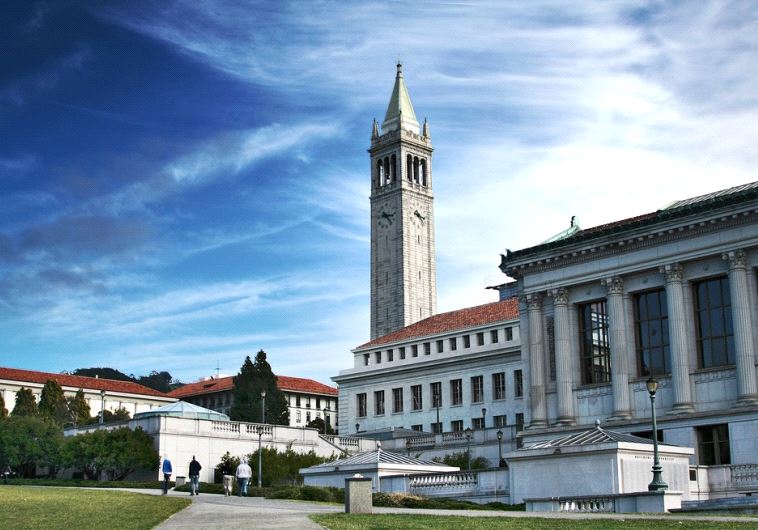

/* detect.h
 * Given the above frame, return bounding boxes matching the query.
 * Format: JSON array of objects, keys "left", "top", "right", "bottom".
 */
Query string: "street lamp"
[
  {"left": 261, "top": 390, "right": 267, "bottom": 424},
  {"left": 464, "top": 427, "right": 473, "bottom": 470},
  {"left": 646, "top": 377, "right": 668, "bottom": 492},
  {"left": 481, "top": 407, "right": 487, "bottom": 429},
  {"left": 322, "top": 408, "right": 328, "bottom": 434},
  {"left": 496, "top": 429, "right": 506, "bottom": 467},
  {"left": 256, "top": 424, "right": 264, "bottom": 489},
  {"left": 405, "top": 438, "right": 411, "bottom": 457},
  {"left": 355, "top": 423, "right": 360, "bottom": 434}
]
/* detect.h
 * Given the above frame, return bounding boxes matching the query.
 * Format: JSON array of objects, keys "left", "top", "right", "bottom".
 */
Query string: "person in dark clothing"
[{"left": 188, "top": 456, "right": 202, "bottom": 496}]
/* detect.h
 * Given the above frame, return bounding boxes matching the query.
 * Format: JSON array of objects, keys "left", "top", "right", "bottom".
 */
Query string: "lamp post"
[
  {"left": 497, "top": 429, "right": 505, "bottom": 467},
  {"left": 256, "top": 424, "right": 264, "bottom": 489},
  {"left": 405, "top": 438, "right": 411, "bottom": 457},
  {"left": 322, "top": 408, "right": 328, "bottom": 434},
  {"left": 355, "top": 423, "right": 360, "bottom": 434},
  {"left": 646, "top": 377, "right": 668, "bottom": 492},
  {"left": 261, "top": 390, "right": 266, "bottom": 424},
  {"left": 481, "top": 407, "right": 487, "bottom": 429},
  {"left": 464, "top": 427, "right": 473, "bottom": 470},
  {"left": 99, "top": 390, "right": 106, "bottom": 425}
]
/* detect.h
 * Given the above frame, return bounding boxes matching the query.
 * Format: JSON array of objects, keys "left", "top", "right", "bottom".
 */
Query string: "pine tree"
[
  {"left": 67, "top": 389, "right": 90, "bottom": 426},
  {"left": 230, "top": 351, "right": 289, "bottom": 425},
  {"left": 0, "top": 392, "right": 7, "bottom": 419},
  {"left": 39, "top": 379, "right": 69, "bottom": 425},
  {"left": 12, "top": 387, "right": 38, "bottom": 417}
]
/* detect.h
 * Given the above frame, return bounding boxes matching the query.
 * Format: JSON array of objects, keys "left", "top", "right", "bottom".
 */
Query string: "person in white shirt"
[{"left": 235, "top": 459, "right": 252, "bottom": 497}]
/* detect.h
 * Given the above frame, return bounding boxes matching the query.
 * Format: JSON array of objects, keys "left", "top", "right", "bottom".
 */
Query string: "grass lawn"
[
  {"left": 0, "top": 486, "right": 190, "bottom": 530},
  {"left": 310, "top": 514, "right": 757, "bottom": 529}
]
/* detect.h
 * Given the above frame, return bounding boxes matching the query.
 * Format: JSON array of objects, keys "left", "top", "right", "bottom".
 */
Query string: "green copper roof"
[{"left": 383, "top": 63, "right": 418, "bottom": 128}]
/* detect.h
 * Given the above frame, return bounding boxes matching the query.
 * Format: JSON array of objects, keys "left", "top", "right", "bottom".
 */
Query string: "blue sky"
[{"left": 1, "top": 1, "right": 757, "bottom": 386}]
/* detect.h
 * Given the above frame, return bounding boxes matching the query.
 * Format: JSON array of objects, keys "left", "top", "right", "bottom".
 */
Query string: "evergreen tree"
[
  {"left": 0, "top": 392, "right": 7, "bottom": 419},
  {"left": 306, "top": 416, "right": 335, "bottom": 435},
  {"left": 39, "top": 379, "right": 69, "bottom": 425},
  {"left": 254, "top": 350, "right": 289, "bottom": 425},
  {"left": 12, "top": 387, "right": 38, "bottom": 417},
  {"left": 230, "top": 351, "right": 289, "bottom": 425},
  {"left": 67, "top": 389, "right": 90, "bottom": 426}
]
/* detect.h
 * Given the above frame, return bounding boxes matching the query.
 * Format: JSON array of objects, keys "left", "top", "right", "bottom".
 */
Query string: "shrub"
[
  {"left": 432, "top": 450, "right": 489, "bottom": 470},
  {"left": 372, "top": 492, "right": 525, "bottom": 511},
  {"left": 243, "top": 444, "right": 336, "bottom": 486}
]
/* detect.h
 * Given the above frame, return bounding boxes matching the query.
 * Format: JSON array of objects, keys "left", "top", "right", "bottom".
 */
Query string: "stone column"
[
  {"left": 603, "top": 276, "right": 631, "bottom": 420},
  {"left": 552, "top": 288, "right": 575, "bottom": 425},
  {"left": 723, "top": 250, "right": 758, "bottom": 406},
  {"left": 527, "top": 293, "right": 548, "bottom": 428},
  {"left": 660, "top": 263, "right": 694, "bottom": 413}
]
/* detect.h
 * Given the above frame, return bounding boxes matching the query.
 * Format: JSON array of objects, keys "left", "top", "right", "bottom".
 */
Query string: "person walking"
[
  {"left": 161, "top": 455, "right": 173, "bottom": 495},
  {"left": 235, "top": 459, "right": 252, "bottom": 497},
  {"left": 2, "top": 462, "right": 11, "bottom": 485},
  {"left": 188, "top": 456, "right": 202, "bottom": 496},
  {"left": 220, "top": 454, "right": 234, "bottom": 496}
]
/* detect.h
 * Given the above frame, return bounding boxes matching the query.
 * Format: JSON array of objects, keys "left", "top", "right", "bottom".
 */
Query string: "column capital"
[
  {"left": 601, "top": 276, "right": 624, "bottom": 295},
  {"left": 552, "top": 288, "right": 569, "bottom": 306},
  {"left": 722, "top": 249, "right": 747, "bottom": 270},
  {"left": 526, "top": 292, "right": 543, "bottom": 311},
  {"left": 660, "top": 263, "right": 684, "bottom": 283}
]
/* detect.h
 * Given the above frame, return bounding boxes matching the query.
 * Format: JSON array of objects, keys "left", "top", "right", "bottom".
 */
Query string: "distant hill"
[{"left": 71, "top": 367, "right": 182, "bottom": 393}]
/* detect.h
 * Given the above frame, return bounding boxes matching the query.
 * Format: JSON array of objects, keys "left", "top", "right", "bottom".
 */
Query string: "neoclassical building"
[{"left": 501, "top": 182, "right": 758, "bottom": 468}]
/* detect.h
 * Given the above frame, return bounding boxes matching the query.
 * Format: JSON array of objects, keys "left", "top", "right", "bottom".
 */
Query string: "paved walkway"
[{"left": 120, "top": 489, "right": 756, "bottom": 529}]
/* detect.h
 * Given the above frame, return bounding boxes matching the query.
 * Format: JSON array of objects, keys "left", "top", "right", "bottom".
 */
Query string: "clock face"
[{"left": 377, "top": 204, "right": 396, "bottom": 228}]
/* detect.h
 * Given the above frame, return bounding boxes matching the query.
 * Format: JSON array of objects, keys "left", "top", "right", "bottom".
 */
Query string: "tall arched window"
[
  {"left": 407, "top": 155, "right": 413, "bottom": 182},
  {"left": 376, "top": 160, "right": 382, "bottom": 187},
  {"left": 413, "top": 156, "right": 420, "bottom": 184},
  {"left": 420, "top": 159, "right": 427, "bottom": 186},
  {"left": 390, "top": 154, "right": 396, "bottom": 183},
  {"left": 384, "top": 157, "right": 391, "bottom": 184}
]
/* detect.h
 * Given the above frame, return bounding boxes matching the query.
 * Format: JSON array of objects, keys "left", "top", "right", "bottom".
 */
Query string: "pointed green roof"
[{"left": 382, "top": 63, "right": 419, "bottom": 133}]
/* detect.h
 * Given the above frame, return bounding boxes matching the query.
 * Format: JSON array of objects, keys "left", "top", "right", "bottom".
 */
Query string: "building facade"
[
  {"left": 167, "top": 374, "right": 339, "bottom": 430},
  {"left": 0, "top": 366, "right": 174, "bottom": 419},
  {"left": 370, "top": 63, "right": 437, "bottom": 339},
  {"left": 500, "top": 182, "right": 758, "bottom": 470}
]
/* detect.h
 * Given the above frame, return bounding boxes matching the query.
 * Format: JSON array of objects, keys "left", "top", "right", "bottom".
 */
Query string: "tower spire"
[{"left": 382, "top": 62, "right": 419, "bottom": 134}]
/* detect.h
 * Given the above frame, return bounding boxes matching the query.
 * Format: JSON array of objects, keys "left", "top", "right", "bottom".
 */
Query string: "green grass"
[
  {"left": 0, "top": 486, "right": 190, "bottom": 530},
  {"left": 5, "top": 478, "right": 164, "bottom": 489},
  {"left": 310, "top": 514, "right": 757, "bottom": 530}
]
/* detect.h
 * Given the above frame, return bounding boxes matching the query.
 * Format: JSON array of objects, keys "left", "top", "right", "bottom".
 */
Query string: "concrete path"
[{"left": 121, "top": 489, "right": 756, "bottom": 529}]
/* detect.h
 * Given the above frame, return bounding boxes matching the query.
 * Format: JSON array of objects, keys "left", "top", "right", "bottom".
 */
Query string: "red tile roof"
[
  {"left": 167, "top": 374, "right": 338, "bottom": 399},
  {"left": 358, "top": 297, "right": 520, "bottom": 349},
  {"left": 0, "top": 366, "right": 170, "bottom": 397}
]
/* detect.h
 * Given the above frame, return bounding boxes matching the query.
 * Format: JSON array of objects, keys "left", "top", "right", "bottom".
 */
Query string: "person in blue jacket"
[{"left": 161, "top": 455, "right": 173, "bottom": 495}]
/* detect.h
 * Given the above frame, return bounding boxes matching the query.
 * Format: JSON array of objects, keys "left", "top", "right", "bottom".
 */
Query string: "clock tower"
[{"left": 369, "top": 63, "right": 437, "bottom": 339}]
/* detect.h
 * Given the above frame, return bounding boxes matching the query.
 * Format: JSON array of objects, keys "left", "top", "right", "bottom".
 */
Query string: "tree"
[
  {"left": 67, "top": 389, "right": 91, "bottom": 427},
  {"left": 244, "top": 445, "right": 334, "bottom": 487},
  {"left": 63, "top": 426, "right": 157, "bottom": 480},
  {"left": 38, "top": 379, "right": 69, "bottom": 426},
  {"left": 12, "top": 387, "right": 38, "bottom": 417},
  {"left": 214, "top": 451, "right": 241, "bottom": 483},
  {"left": 0, "top": 392, "right": 7, "bottom": 419},
  {"left": 306, "top": 417, "right": 335, "bottom": 435},
  {"left": 432, "top": 450, "right": 489, "bottom": 470},
  {"left": 72, "top": 367, "right": 132, "bottom": 381},
  {"left": 230, "top": 351, "right": 289, "bottom": 425},
  {"left": 136, "top": 371, "right": 173, "bottom": 393},
  {"left": 0, "top": 416, "right": 64, "bottom": 477}
]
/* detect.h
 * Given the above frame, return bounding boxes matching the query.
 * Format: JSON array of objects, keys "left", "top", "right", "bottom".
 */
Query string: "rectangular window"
[
  {"left": 472, "top": 417, "right": 484, "bottom": 429},
  {"left": 463, "top": 334, "right": 471, "bottom": 348},
  {"left": 491, "top": 330, "right": 499, "bottom": 343},
  {"left": 494, "top": 414, "right": 507, "bottom": 428},
  {"left": 296, "top": 410, "right": 301, "bottom": 423},
  {"left": 471, "top": 375, "right": 484, "bottom": 403},
  {"left": 375, "top": 351, "right": 382, "bottom": 364},
  {"left": 431, "top": 382, "right": 442, "bottom": 408},
  {"left": 514, "top": 370, "right": 523, "bottom": 397},
  {"left": 387, "top": 349, "right": 393, "bottom": 362},
  {"left": 392, "top": 388, "right": 404, "bottom": 413},
  {"left": 296, "top": 395, "right": 301, "bottom": 407},
  {"left": 411, "top": 384, "right": 423, "bottom": 410},
  {"left": 505, "top": 327, "right": 513, "bottom": 341},
  {"left": 697, "top": 424, "right": 731, "bottom": 465},
  {"left": 635, "top": 289, "right": 670, "bottom": 376},
  {"left": 316, "top": 397, "right": 321, "bottom": 409},
  {"left": 399, "top": 346, "right": 406, "bottom": 360},
  {"left": 449, "top": 337, "right": 457, "bottom": 351},
  {"left": 412, "top": 344, "right": 419, "bottom": 357},
  {"left": 306, "top": 411, "right": 311, "bottom": 423},
  {"left": 363, "top": 354, "right": 369, "bottom": 366},
  {"left": 476, "top": 332, "right": 484, "bottom": 346},
  {"left": 436, "top": 339, "right": 444, "bottom": 353},
  {"left": 411, "top": 424, "right": 423, "bottom": 432},
  {"left": 450, "top": 379, "right": 463, "bottom": 405},
  {"left": 492, "top": 372, "right": 506, "bottom": 400},
  {"left": 431, "top": 422, "right": 443, "bottom": 434},
  {"left": 374, "top": 390, "right": 385, "bottom": 415},
  {"left": 424, "top": 342, "right": 431, "bottom": 355},
  {"left": 451, "top": 419, "right": 463, "bottom": 432},
  {"left": 306, "top": 397, "right": 311, "bottom": 408},
  {"left": 579, "top": 300, "right": 611, "bottom": 384},
  {"left": 357, "top": 393, "right": 367, "bottom": 418},
  {"left": 325, "top": 399, "right": 331, "bottom": 411},
  {"left": 515, "top": 413, "right": 524, "bottom": 431},
  {"left": 695, "top": 277, "right": 735, "bottom": 368}
]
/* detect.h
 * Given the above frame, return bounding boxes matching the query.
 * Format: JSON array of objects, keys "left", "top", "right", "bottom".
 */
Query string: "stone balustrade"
[
  {"left": 559, "top": 497, "right": 616, "bottom": 512},
  {"left": 732, "top": 464, "right": 758, "bottom": 487},
  {"left": 409, "top": 471, "right": 478, "bottom": 490}
]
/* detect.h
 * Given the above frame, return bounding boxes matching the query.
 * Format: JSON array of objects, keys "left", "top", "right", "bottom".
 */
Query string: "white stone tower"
[{"left": 369, "top": 63, "right": 437, "bottom": 339}]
